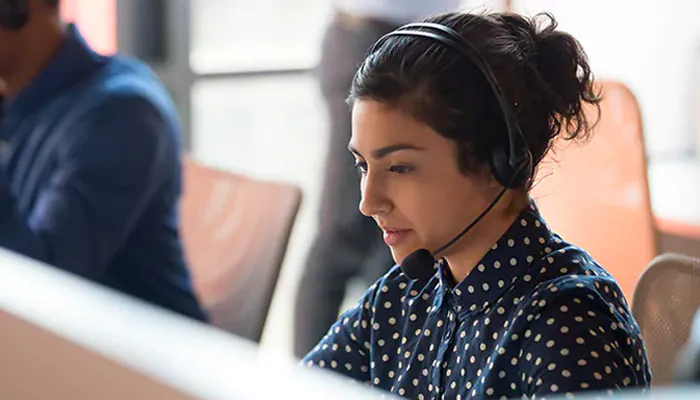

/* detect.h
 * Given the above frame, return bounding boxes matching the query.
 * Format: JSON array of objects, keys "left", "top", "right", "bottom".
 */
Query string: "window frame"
[{"left": 116, "top": 0, "right": 317, "bottom": 151}]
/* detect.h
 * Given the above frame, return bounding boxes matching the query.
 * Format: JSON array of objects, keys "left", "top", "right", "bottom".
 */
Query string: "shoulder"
[
  {"left": 512, "top": 263, "right": 652, "bottom": 391},
  {"left": 518, "top": 270, "right": 639, "bottom": 344},
  {"left": 75, "top": 56, "right": 179, "bottom": 128},
  {"left": 56, "top": 57, "right": 184, "bottom": 156},
  {"left": 527, "top": 274, "right": 628, "bottom": 318},
  {"left": 529, "top": 238, "right": 623, "bottom": 299},
  {"left": 514, "top": 238, "right": 638, "bottom": 327},
  {"left": 54, "top": 59, "right": 183, "bottom": 167}
]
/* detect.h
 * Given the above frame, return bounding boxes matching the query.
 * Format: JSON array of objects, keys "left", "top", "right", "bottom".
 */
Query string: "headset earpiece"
[{"left": 489, "top": 128, "right": 533, "bottom": 189}]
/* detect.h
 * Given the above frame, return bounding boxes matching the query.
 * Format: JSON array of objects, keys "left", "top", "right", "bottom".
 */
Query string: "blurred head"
[
  {"left": 348, "top": 12, "right": 601, "bottom": 265},
  {"left": 0, "top": 0, "right": 61, "bottom": 79}
]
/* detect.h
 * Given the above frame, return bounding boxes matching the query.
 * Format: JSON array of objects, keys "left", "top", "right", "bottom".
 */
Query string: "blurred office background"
[{"left": 64, "top": 0, "right": 700, "bottom": 358}]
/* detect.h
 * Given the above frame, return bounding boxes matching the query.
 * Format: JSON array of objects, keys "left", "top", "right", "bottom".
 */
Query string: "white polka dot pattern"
[{"left": 303, "top": 201, "right": 651, "bottom": 399}]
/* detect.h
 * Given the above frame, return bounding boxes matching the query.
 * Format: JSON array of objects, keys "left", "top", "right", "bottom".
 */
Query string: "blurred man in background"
[
  {"left": 294, "top": 0, "right": 460, "bottom": 358},
  {"left": 0, "top": 0, "right": 207, "bottom": 321}
]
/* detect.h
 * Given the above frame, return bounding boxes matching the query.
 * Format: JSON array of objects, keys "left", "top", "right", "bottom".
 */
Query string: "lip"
[{"left": 382, "top": 228, "right": 412, "bottom": 247}]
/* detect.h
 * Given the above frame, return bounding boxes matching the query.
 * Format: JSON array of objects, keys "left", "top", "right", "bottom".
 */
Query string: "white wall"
[{"left": 511, "top": 0, "right": 699, "bottom": 159}]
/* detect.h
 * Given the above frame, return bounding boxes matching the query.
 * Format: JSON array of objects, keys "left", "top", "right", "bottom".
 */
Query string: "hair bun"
[{"left": 526, "top": 13, "right": 601, "bottom": 139}]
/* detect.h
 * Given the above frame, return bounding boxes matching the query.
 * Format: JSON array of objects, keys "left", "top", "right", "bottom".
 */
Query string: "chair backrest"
[
  {"left": 180, "top": 157, "right": 302, "bottom": 342},
  {"left": 531, "top": 80, "right": 656, "bottom": 302},
  {"left": 632, "top": 253, "right": 700, "bottom": 386}
]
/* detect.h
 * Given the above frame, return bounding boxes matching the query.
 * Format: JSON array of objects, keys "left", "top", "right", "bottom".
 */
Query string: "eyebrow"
[{"left": 348, "top": 143, "right": 425, "bottom": 159}]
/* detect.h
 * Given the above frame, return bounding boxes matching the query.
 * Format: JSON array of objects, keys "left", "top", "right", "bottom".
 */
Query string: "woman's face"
[{"left": 349, "top": 100, "right": 503, "bottom": 265}]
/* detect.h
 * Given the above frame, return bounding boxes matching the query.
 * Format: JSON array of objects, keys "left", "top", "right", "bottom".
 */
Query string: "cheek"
[
  {"left": 404, "top": 179, "right": 487, "bottom": 246},
  {"left": 416, "top": 194, "right": 467, "bottom": 243},
  {"left": 390, "top": 189, "right": 456, "bottom": 246}
]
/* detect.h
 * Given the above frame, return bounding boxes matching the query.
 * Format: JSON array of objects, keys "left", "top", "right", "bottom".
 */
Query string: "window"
[
  {"left": 191, "top": 74, "right": 327, "bottom": 183},
  {"left": 190, "top": 0, "right": 330, "bottom": 73},
  {"left": 186, "top": 0, "right": 331, "bottom": 170}
]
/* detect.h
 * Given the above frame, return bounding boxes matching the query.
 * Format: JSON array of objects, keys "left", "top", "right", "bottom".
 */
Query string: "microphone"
[
  {"left": 399, "top": 248, "right": 438, "bottom": 281},
  {"left": 399, "top": 186, "right": 509, "bottom": 280}
]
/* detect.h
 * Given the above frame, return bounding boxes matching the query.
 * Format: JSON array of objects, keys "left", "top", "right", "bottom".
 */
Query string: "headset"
[
  {"left": 369, "top": 22, "right": 535, "bottom": 281},
  {"left": 0, "top": 0, "right": 29, "bottom": 30}
]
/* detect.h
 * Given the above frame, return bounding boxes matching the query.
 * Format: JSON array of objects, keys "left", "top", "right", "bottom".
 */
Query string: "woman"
[
  {"left": 303, "top": 11, "right": 652, "bottom": 399},
  {"left": 294, "top": 0, "right": 460, "bottom": 359}
]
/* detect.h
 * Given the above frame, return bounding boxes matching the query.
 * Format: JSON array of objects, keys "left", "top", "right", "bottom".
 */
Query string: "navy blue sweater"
[{"left": 0, "top": 25, "right": 207, "bottom": 322}]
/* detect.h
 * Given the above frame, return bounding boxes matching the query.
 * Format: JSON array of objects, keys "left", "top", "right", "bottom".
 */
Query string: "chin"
[{"left": 389, "top": 245, "right": 419, "bottom": 266}]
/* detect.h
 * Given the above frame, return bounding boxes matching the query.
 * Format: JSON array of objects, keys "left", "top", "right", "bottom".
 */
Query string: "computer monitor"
[
  {"left": 2, "top": 247, "right": 700, "bottom": 399},
  {"left": 0, "top": 248, "right": 386, "bottom": 399}
]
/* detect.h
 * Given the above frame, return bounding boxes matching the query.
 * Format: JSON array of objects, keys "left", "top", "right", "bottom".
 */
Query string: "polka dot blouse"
[{"left": 303, "top": 201, "right": 652, "bottom": 399}]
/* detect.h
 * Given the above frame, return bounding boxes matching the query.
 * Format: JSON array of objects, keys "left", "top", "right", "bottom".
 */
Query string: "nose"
[{"left": 359, "top": 171, "right": 391, "bottom": 217}]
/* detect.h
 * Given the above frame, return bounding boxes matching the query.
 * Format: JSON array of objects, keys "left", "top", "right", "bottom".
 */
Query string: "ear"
[
  {"left": 486, "top": 168, "right": 503, "bottom": 189},
  {"left": 478, "top": 163, "right": 502, "bottom": 190}
]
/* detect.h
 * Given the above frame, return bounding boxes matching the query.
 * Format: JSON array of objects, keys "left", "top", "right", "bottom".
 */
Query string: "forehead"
[{"left": 350, "top": 100, "right": 443, "bottom": 151}]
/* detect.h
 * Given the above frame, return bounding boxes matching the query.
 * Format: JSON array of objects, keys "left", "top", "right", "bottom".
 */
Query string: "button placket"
[{"left": 431, "top": 293, "right": 460, "bottom": 398}]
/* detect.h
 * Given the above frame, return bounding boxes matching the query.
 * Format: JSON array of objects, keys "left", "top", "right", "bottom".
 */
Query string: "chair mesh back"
[{"left": 632, "top": 253, "right": 700, "bottom": 386}]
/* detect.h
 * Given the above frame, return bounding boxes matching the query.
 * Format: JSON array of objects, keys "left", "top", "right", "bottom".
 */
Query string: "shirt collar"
[
  {"left": 4, "top": 24, "right": 103, "bottom": 117},
  {"left": 436, "top": 200, "right": 552, "bottom": 319}
]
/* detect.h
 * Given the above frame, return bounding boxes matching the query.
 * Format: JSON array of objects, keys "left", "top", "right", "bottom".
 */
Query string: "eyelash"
[
  {"left": 353, "top": 161, "right": 413, "bottom": 175},
  {"left": 354, "top": 161, "right": 368, "bottom": 175}
]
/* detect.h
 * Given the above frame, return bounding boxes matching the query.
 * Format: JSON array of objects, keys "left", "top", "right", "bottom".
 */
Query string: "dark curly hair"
[{"left": 349, "top": 11, "right": 602, "bottom": 189}]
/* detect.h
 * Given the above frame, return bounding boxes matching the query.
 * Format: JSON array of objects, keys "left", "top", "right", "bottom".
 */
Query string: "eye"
[
  {"left": 388, "top": 165, "right": 413, "bottom": 174},
  {"left": 354, "top": 160, "right": 368, "bottom": 175}
]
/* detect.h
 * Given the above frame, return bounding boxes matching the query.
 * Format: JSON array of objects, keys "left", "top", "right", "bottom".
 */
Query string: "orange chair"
[
  {"left": 531, "top": 81, "right": 657, "bottom": 303},
  {"left": 180, "top": 157, "right": 302, "bottom": 342}
]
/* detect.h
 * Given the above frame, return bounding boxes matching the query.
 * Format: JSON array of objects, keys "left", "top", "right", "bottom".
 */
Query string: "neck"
[
  {"left": 3, "top": 17, "right": 65, "bottom": 98},
  {"left": 443, "top": 193, "right": 529, "bottom": 283}
]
